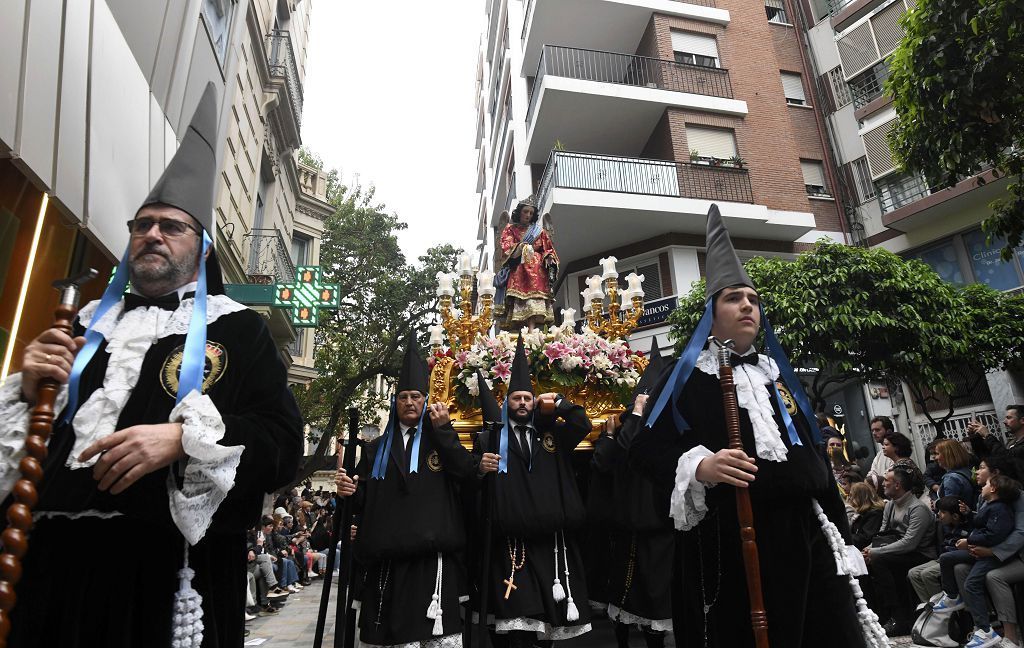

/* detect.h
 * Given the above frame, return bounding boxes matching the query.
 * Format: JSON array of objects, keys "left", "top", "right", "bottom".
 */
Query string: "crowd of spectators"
[
  {"left": 825, "top": 406, "right": 1024, "bottom": 648},
  {"left": 242, "top": 484, "right": 340, "bottom": 624}
]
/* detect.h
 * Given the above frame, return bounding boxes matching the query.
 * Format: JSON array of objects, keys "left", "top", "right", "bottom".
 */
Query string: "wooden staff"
[
  {"left": 0, "top": 269, "right": 96, "bottom": 646},
  {"left": 709, "top": 336, "right": 770, "bottom": 648},
  {"left": 475, "top": 419, "right": 501, "bottom": 647}
]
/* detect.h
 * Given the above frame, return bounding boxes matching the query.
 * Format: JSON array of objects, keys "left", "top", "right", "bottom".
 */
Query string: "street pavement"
[{"left": 243, "top": 578, "right": 925, "bottom": 647}]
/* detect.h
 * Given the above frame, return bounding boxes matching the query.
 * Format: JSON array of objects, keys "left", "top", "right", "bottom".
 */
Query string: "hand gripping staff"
[
  {"left": 0, "top": 269, "right": 97, "bottom": 647},
  {"left": 709, "top": 336, "right": 770, "bottom": 648}
]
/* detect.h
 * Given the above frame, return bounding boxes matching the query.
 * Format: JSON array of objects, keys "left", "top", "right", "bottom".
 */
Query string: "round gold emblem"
[
  {"left": 427, "top": 451, "right": 443, "bottom": 472},
  {"left": 775, "top": 381, "right": 798, "bottom": 415},
  {"left": 160, "top": 342, "right": 228, "bottom": 398},
  {"left": 542, "top": 432, "right": 557, "bottom": 453}
]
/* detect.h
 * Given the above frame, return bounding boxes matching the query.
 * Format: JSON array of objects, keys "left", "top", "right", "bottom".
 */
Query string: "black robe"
[
  {"left": 473, "top": 399, "right": 592, "bottom": 637},
  {"left": 629, "top": 359, "right": 865, "bottom": 648},
  {"left": 7, "top": 302, "right": 303, "bottom": 648},
  {"left": 593, "top": 414, "right": 674, "bottom": 628},
  {"left": 583, "top": 436, "right": 616, "bottom": 609},
  {"left": 352, "top": 417, "right": 481, "bottom": 645}
]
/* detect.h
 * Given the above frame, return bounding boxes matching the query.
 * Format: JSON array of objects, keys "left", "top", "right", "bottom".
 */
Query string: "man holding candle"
[{"left": 496, "top": 197, "right": 559, "bottom": 332}]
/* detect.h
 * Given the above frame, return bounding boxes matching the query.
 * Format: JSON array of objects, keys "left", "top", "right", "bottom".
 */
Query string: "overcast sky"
[{"left": 300, "top": 2, "right": 484, "bottom": 265}]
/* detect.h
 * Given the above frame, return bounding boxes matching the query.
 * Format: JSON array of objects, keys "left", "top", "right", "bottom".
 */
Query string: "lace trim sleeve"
[
  {"left": 0, "top": 374, "right": 67, "bottom": 502},
  {"left": 669, "top": 445, "right": 714, "bottom": 531},
  {"left": 168, "top": 390, "right": 244, "bottom": 545}
]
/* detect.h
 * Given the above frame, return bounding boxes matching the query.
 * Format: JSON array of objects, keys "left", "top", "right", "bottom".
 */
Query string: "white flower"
[
  {"left": 463, "top": 375, "right": 480, "bottom": 396},
  {"left": 561, "top": 356, "right": 582, "bottom": 370},
  {"left": 593, "top": 356, "right": 612, "bottom": 370}
]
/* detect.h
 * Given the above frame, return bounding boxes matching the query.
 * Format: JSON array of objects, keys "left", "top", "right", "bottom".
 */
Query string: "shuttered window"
[
  {"left": 800, "top": 160, "right": 828, "bottom": 195},
  {"left": 671, "top": 31, "right": 719, "bottom": 68},
  {"left": 781, "top": 72, "right": 807, "bottom": 105},
  {"left": 686, "top": 126, "right": 738, "bottom": 160},
  {"left": 863, "top": 118, "right": 898, "bottom": 179}
]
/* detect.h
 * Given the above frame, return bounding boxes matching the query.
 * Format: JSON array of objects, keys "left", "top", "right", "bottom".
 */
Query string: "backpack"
[{"left": 911, "top": 592, "right": 973, "bottom": 647}]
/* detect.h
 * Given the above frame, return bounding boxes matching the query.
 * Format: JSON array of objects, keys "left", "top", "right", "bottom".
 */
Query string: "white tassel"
[
  {"left": 427, "top": 553, "right": 444, "bottom": 636},
  {"left": 552, "top": 533, "right": 566, "bottom": 602},
  {"left": 171, "top": 544, "right": 205, "bottom": 648},
  {"left": 559, "top": 531, "right": 580, "bottom": 622}
]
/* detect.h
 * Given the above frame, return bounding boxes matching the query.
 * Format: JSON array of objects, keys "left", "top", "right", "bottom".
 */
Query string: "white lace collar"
[
  {"left": 695, "top": 348, "right": 788, "bottom": 462},
  {"left": 78, "top": 294, "right": 247, "bottom": 341}
]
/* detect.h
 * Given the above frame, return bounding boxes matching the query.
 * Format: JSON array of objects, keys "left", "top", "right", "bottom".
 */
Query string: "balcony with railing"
[
  {"left": 850, "top": 59, "right": 890, "bottom": 111},
  {"left": 245, "top": 228, "right": 296, "bottom": 286},
  {"left": 525, "top": 45, "right": 746, "bottom": 162},
  {"left": 267, "top": 30, "right": 303, "bottom": 146},
  {"left": 530, "top": 150, "right": 813, "bottom": 263},
  {"left": 520, "top": 0, "right": 730, "bottom": 78}
]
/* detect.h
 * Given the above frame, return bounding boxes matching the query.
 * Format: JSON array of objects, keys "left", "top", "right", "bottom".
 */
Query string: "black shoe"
[{"left": 258, "top": 604, "right": 279, "bottom": 617}]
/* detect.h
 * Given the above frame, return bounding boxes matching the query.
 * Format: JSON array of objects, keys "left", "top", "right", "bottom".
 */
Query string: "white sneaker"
[
  {"left": 965, "top": 628, "right": 1002, "bottom": 648},
  {"left": 244, "top": 611, "right": 257, "bottom": 622},
  {"left": 932, "top": 593, "right": 965, "bottom": 613},
  {"left": 287, "top": 584, "right": 300, "bottom": 593}
]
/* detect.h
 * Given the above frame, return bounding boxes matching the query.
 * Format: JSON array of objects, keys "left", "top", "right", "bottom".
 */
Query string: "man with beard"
[
  {"left": 473, "top": 336, "right": 592, "bottom": 647},
  {"left": 337, "top": 333, "right": 500, "bottom": 648},
  {"left": 0, "top": 83, "right": 303, "bottom": 647}
]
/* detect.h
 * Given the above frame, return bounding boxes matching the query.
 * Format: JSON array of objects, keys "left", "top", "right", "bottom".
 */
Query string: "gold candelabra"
[
  {"left": 435, "top": 267, "right": 494, "bottom": 350},
  {"left": 583, "top": 259, "right": 645, "bottom": 341}
]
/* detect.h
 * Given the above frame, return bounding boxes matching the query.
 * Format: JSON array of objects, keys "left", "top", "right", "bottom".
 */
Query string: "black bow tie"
[
  {"left": 730, "top": 353, "right": 760, "bottom": 367},
  {"left": 123, "top": 291, "right": 195, "bottom": 311}
]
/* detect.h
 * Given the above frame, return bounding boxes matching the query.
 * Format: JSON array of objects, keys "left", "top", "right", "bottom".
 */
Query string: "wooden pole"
[
  {"left": 0, "top": 270, "right": 96, "bottom": 647},
  {"left": 710, "top": 337, "right": 770, "bottom": 648},
  {"left": 334, "top": 408, "right": 360, "bottom": 648}
]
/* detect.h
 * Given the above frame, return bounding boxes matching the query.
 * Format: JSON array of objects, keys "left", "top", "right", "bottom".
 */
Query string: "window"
[
  {"left": 671, "top": 31, "right": 719, "bottom": 68},
  {"left": 849, "top": 156, "right": 877, "bottom": 204},
  {"left": 781, "top": 72, "right": 807, "bottom": 105},
  {"left": 962, "top": 229, "right": 1024, "bottom": 291},
  {"left": 291, "top": 235, "right": 310, "bottom": 266},
  {"left": 624, "top": 261, "right": 664, "bottom": 300},
  {"left": 913, "top": 241, "right": 966, "bottom": 285},
  {"left": 765, "top": 0, "right": 790, "bottom": 24},
  {"left": 686, "top": 126, "right": 738, "bottom": 161},
  {"left": 201, "top": 0, "right": 234, "bottom": 63},
  {"left": 800, "top": 160, "right": 828, "bottom": 196}
]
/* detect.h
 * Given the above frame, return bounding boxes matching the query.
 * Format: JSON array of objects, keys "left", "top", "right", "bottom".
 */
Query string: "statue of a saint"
[{"left": 495, "top": 196, "right": 559, "bottom": 331}]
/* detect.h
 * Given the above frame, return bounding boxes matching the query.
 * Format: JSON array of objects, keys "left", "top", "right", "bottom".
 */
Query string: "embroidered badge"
[
  {"left": 161, "top": 341, "right": 228, "bottom": 397},
  {"left": 542, "top": 432, "right": 556, "bottom": 453},
  {"left": 427, "top": 450, "right": 443, "bottom": 472},
  {"left": 776, "top": 381, "right": 798, "bottom": 415}
]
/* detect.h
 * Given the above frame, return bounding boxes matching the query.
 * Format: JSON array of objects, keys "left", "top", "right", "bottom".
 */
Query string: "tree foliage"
[
  {"left": 668, "top": 242, "right": 1024, "bottom": 425},
  {"left": 290, "top": 177, "right": 459, "bottom": 482},
  {"left": 887, "top": 0, "right": 1024, "bottom": 259}
]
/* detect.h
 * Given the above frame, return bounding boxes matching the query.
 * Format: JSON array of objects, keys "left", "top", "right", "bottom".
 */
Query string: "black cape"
[
  {"left": 8, "top": 303, "right": 303, "bottom": 648},
  {"left": 473, "top": 399, "right": 593, "bottom": 635},
  {"left": 629, "top": 358, "right": 865, "bottom": 648},
  {"left": 352, "top": 416, "right": 481, "bottom": 645}
]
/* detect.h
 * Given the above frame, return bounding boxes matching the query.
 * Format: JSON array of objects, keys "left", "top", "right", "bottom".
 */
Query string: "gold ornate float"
[{"left": 427, "top": 257, "right": 650, "bottom": 450}]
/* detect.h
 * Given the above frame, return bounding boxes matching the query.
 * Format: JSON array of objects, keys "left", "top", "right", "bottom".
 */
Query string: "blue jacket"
[
  {"left": 939, "top": 467, "right": 976, "bottom": 503},
  {"left": 969, "top": 499, "right": 1015, "bottom": 547}
]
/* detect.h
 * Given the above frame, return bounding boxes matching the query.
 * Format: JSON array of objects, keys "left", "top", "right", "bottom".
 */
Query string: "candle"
[
  {"left": 459, "top": 254, "right": 473, "bottom": 276},
  {"left": 436, "top": 271, "right": 456, "bottom": 297},
  {"left": 599, "top": 256, "right": 618, "bottom": 280},
  {"left": 586, "top": 274, "right": 604, "bottom": 295},
  {"left": 624, "top": 272, "right": 645, "bottom": 299},
  {"left": 580, "top": 289, "right": 593, "bottom": 313},
  {"left": 560, "top": 307, "right": 576, "bottom": 327},
  {"left": 428, "top": 324, "right": 445, "bottom": 347},
  {"left": 477, "top": 269, "right": 495, "bottom": 297}
]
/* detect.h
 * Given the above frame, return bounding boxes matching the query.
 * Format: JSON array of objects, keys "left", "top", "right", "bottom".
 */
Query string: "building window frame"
[{"left": 200, "top": 0, "right": 236, "bottom": 65}]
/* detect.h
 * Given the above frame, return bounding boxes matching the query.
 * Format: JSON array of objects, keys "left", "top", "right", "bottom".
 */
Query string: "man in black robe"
[
  {"left": 592, "top": 337, "right": 673, "bottom": 648},
  {"left": 473, "top": 336, "right": 592, "bottom": 647},
  {"left": 629, "top": 205, "right": 880, "bottom": 648},
  {"left": 0, "top": 83, "right": 302, "bottom": 648},
  {"left": 337, "top": 333, "right": 500, "bottom": 648}
]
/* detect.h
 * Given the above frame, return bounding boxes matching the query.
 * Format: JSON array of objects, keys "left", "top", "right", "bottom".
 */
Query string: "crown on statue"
[{"left": 518, "top": 195, "right": 537, "bottom": 208}]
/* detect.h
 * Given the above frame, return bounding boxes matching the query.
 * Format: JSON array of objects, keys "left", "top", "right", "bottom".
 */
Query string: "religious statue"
[{"left": 495, "top": 196, "right": 559, "bottom": 331}]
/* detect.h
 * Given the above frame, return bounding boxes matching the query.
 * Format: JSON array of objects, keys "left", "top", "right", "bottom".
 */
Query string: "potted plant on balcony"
[
  {"left": 690, "top": 149, "right": 707, "bottom": 165},
  {"left": 709, "top": 157, "right": 722, "bottom": 167},
  {"left": 728, "top": 155, "right": 746, "bottom": 169}
]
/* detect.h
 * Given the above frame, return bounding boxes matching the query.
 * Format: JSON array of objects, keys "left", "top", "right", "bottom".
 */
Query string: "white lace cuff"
[
  {"left": 167, "top": 390, "right": 244, "bottom": 545},
  {"left": 669, "top": 445, "right": 714, "bottom": 531},
  {"left": 0, "top": 374, "right": 67, "bottom": 501}
]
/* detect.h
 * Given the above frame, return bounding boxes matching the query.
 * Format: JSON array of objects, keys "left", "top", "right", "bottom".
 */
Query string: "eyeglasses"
[{"left": 126, "top": 217, "right": 200, "bottom": 238}]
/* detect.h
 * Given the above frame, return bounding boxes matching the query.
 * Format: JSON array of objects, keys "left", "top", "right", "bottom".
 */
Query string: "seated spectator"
[
  {"left": 827, "top": 434, "right": 862, "bottom": 495},
  {"left": 863, "top": 466, "right": 937, "bottom": 636},
  {"left": 883, "top": 431, "right": 918, "bottom": 471},
  {"left": 935, "top": 496, "right": 970, "bottom": 556},
  {"left": 265, "top": 515, "right": 303, "bottom": 592},
  {"left": 924, "top": 441, "right": 946, "bottom": 500},
  {"left": 934, "top": 475, "right": 1022, "bottom": 647},
  {"left": 934, "top": 439, "right": 976, "bottom": 503},
  {"left": 847, "top": 482, "right": 885, "bottom": 549},
  {"left": 866, "top": 416, "right": 897, "bottom": 494}
]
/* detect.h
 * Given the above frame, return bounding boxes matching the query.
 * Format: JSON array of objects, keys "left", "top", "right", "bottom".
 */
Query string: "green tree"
[
  {"left": 668, "top": 242, "right": 1024, "bottom": 428},
  {"left": 290, "top": 181, "right": 459, "bottom": 482},
  {"left": 886, "top": 0, "right": 1024, "bottom": 259}
]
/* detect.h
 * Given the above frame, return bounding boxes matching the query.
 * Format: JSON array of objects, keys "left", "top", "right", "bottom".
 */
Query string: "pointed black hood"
[
  {"left": 633, "top": 336, "right": 667, "bottom": 399},
  {"left": 396, "top": 331, "right": 429, "bottom": 395},
  {"left": 477, "top": 370, "right": 501, "bottom": 424},
  {"left": 507, "top": 335, "right": 533, "bottom": 395},
  {"left": 704, "top": 204, "right": 754, "bottom": 301}
]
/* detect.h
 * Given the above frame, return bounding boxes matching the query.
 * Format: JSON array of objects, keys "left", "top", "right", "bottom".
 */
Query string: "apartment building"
[
  {"left": 0, "top": 0, "right": 329, "bottom": 391},
  {"left": 474, "top": 0, "right": 846, "bottom": 355},
  {"left": 794, "top": 0, "right": 1024, "bottom": 443}
]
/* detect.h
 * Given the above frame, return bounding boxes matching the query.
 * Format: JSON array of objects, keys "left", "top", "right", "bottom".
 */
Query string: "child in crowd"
[
  {"left": 934, "top": 495, "right": 969, "bottom": 555},
  {"left": 934, "top": 475, "right": 1022, "bottom": 648}
]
